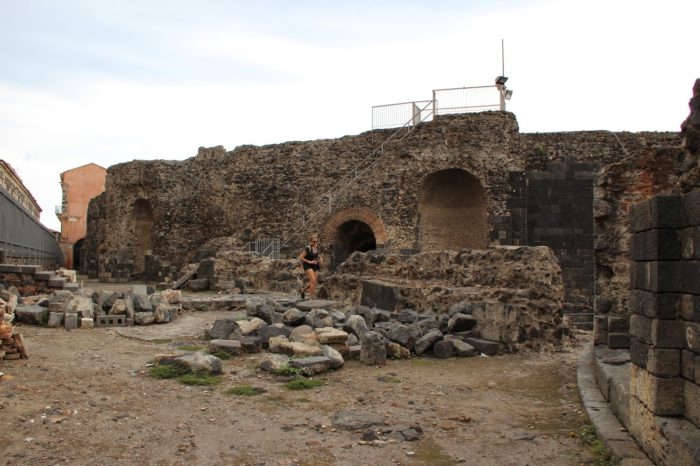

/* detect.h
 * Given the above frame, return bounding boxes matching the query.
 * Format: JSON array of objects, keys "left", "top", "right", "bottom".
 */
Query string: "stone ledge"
[{"left": 578, "top": 343, "right": 654, "bottom": 465}]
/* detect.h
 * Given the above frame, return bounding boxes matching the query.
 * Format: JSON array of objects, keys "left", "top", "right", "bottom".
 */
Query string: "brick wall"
[{"left": 627, "top": 191, "right": 700, "bottom": 463}]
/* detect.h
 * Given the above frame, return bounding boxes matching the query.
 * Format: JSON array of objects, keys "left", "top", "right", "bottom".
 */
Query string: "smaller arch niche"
[{"left": 133, "top": 199, "right": 154, "bottom": 273}]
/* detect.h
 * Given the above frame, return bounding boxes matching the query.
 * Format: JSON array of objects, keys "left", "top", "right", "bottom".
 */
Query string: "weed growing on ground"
[
  {"left": 209, "top": 350, "right": 232, "bottom": 360},
  {"left": 149, "top": 364, "right": 189, "bottom": 379},
  {"left": 226, "top": 385, "right": 267, "bottom": 396},
  {"left": 284, "top": 377, "right": 324, "bottom": 390},
  {"left": 578, "top": 424, "right": 620, "bottom": 466},
  {"left": 274, "top": 364, "right": 302, "bottom": 377},
  {"left": 151, "top": 339, "right": 173, "bottom": 344},
  {"left": 177, "top": 373, "right": 222, "bottom": 386}
]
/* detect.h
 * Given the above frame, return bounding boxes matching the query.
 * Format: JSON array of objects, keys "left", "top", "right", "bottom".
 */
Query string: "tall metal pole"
[{"left": 501, "top": 39, "right": 505, "bottom": 76}]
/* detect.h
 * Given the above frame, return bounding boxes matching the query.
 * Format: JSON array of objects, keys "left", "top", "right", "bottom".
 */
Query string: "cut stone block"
[
  {"left": 209, "top": 339, "right": 242, "bottom": 355},
  {"left": 81, "top": 318, "right": 94, "bottom": 329},
  {"left": 463, "top": 337, "right": 499, "bottom": 355},
  {"left": 14, "top": 305, "right": 48, "bottom": 325},
  {"left": 64, "top": 313, "right": 79, "bottom": 330},
  {"left": 630, "top": 364, "right": 684, "bottom": 416}
]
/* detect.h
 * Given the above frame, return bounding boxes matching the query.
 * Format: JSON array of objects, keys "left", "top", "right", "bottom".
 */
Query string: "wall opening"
[
  {"left": 419, "top": 168, "right": 488, "bottom": 251},
  {"left": 73, "top": 238, "right": 84, "bottom": 270},
  {"left": 332, "top": 220, "right": 377, "bottom": 269},
  {"left": 133, "top": 199, "right": 154, "bottom": 274}
]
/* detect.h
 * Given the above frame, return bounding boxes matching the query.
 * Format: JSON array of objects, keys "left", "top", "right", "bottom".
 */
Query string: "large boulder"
[
  {"left": 67, "top": 296, "right": 94, "bottom": 319},
  {"left": 414, "top": 330, "right": 443, "bottom": 355},
  {"left": 447, "top": 313, "right": 477, "bottom": 333},
  {"left": 315, "top": 327, "right": 348, "bottom": 344}
]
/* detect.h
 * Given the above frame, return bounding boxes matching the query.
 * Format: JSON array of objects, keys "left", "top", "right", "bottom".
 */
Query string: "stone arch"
[
  {"left": 133, "top": 199, "right": 154, "bottom": 274},
  {"left": 321, "top": 208, "right": 387, "bottom": 269},
  {"left": 419, "top": 168, "right": 488, "bottom": 251}
]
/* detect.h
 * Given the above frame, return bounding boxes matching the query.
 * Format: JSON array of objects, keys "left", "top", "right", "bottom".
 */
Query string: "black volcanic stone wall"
[{"left": 525, "top": 159, "right": 597, "bottom": 316}]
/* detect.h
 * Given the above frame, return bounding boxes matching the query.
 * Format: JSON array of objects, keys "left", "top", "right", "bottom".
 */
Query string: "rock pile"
[
  {"left": 1, "top": 288, "right": 27, "bottom": 361},
  {"left": 12, "top": 286, "right": 184, "bottom": 329},
  {"left": 207, "top": 298, "right": 500, "bottom": 376}
]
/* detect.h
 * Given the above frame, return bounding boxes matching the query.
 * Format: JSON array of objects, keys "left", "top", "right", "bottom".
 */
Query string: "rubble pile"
[
  {"left": 13, "top": 287, "right": 184, "bottom": 329},
  {"left": 1, "top": 288, "right": 27, "bottom": 361},
  {"left": 204, "top": 297, "right": 503, "bottom": 377}
]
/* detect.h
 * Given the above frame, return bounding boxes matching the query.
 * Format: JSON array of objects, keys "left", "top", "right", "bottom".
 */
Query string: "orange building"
[{"left": 56, "top": 163, "right": 106, "bottom": 270}]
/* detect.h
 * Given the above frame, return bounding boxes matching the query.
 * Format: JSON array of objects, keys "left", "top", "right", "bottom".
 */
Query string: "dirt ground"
[{"left": 0, "top": 292, "right": 597, "bottom": 466}]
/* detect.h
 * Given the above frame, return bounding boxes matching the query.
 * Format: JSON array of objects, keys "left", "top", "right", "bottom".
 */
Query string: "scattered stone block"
[
  {"left": 360, "top": 331, "right": 386, "bottom": 366},
  {"left": 282, "top": 308, "right": 306, "bottom": 326},
  {"left": 208, "top": 318, "right": 240, "bottom": 340},
  {"left": 81, "top": 318, "right": 94, "bottom": 329},
  {"left": 237, "top": 336, "right": 262, "bottom": 353},
  {"left": 47, "top": 311, "right": 64, "bottom": 328},
  {"left": 186, "top": 278, "right": 209, "bottom": 292},
  {"left": 415, "top": 330, "right": 443, "bottom": 355},
  {"left": 321, "top": 344, "right": 345, "bottom": 368},
  {"left": 447, "top": 313, "right": 477, "bottom": 333},
  {"left": 463, "top": 337, "right": 499, "bottom": 355},
  {"left": 289, "top": 356, "right": 334, "bottom": 375},
  {"left": 451, "top": 339, "right": 476, "bottom": 357},
  {"left": 258, "top": 353, "right": 290, "bottom": 372},
  {"left": 316, "top": 327, "right": 348, "bottom": 344},
  {"left": 209, "top": 339, "right": 242, "bottom": 355},
  {"left": 14, "top": 305, "right": 48, "bottom": 325},
  {"left": 156, "top": 352, "right": 222, "bottom": 375},
  {"left": 258, "top": 324, "right": 292, "bottom": 345},
  {"left": 432, "top": 340, "right": 455, "bottom": 359},
  {"left": 278, "top": 341, "right": 323, "bottom": 357},
  {"left": 64, "top": 313, "right": 78, "bottom": 330},
  {"left": 134, "top": 312, "right": 155, "bottom": 325},
  {"left": 268, "top": 335, "right": 289, "bottom": 353},
  {"left": 386, "top": 342, "right": 411, "bottom": 359},
  {"left": 238, "top": 317, "right": 266, "bottom": 336}
]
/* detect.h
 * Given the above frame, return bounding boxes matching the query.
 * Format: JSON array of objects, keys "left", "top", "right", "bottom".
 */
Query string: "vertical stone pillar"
[{"left": 627, "top": 191, "right": 700, "bottom": 463}]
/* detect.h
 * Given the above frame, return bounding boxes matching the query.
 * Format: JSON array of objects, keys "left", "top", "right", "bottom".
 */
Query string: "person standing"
[{"left": 298, "top": 234, "right": 322, "bottom": 299}]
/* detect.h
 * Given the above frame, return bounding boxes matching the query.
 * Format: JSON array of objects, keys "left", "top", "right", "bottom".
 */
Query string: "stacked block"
[{"left": 627, "top": 191, "right": 700, "bottom": 463}]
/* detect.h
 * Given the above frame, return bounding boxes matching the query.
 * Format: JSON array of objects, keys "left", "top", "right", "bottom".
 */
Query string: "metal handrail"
[{"left": 280, "top": 100, "right": 435, "bottom": 248}]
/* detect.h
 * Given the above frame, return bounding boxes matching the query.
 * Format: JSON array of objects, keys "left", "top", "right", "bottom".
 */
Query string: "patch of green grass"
[
  {"left": 273, "top": 364, "right": 302, "bottom": 377},
  {"left": 226, "top": 385, "right": 267, "bottom": 396},
  {"left": 177, "top": 373, "right": 222, "bottom": 386},
  {"left": 209, "top": 350, "right": 232, "bottom": 360},
  {"left": 284, "top": 377, "right": 324, "bottom": 391},
  {"left": 578, "top": 424, "right": 620, "bottom": 466},
  {"left": 151, "top": 338, "right": 173, "bottom": 344},
  {"left": 149, "top": 364, "right": 190, "bottom": 379}
]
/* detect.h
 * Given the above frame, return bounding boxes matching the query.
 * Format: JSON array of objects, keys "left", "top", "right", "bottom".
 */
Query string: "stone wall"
[
  {"left": 83, "top": 112, "right": 679, "bottom": 318},
  {"left": 627, "top": 192, "right": 700, "bottom": 465},
  {"left": 319, "top": 245, "right": 567, "bottom": 350}
]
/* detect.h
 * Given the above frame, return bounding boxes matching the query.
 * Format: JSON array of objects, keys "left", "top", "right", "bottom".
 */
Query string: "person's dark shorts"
[{"left": 303, "top": 264, "right": 320, "bottom": 271}]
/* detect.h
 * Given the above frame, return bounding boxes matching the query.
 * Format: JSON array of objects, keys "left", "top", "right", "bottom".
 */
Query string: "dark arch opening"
[
  {"left": 419, "top": 168, "right": 488, "bottom": 251},
  {"left": 73, "top": 238, "right": 84, "bottom": 270},
  {"left": 133, "top": 199, "right": 154, "bottom": 274},
  {"left": 332, "top": 220, "right": 377, "bottom": 270}
]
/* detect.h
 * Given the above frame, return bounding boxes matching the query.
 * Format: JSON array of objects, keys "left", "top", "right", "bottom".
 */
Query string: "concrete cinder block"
[{"left": 630, "top": 364, "right": 684, "bottom": 416}]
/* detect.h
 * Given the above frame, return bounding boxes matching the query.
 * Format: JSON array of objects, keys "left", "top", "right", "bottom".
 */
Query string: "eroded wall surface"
[{"left": 83, "top": 112, "right": 680, "bottom": 317}]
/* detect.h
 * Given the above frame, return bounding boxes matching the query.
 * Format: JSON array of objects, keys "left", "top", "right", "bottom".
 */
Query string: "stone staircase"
[{"left": 0, "top": 264, "right": 78, "bottom": 294}]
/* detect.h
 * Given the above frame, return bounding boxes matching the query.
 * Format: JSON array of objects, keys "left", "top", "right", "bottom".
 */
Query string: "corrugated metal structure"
[{"left": 0, "top": 184, "right": 62, "bottom": 267}]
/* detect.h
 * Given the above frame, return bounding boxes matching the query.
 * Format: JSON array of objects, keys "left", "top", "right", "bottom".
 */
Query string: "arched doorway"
[
  {"left": 332, "top": 220, "right": 377, "bottom": 269},
  {"left": 321, "top": 207, "right": 387, "bottom": 270},
  {"left": 73, "top": 238, "right": 84, "bottom": 270},
  {"left": 133, "top": 199, "right": 154, "bottom": 274},
  {"left": 419, "top": 169, "right": 488, "bottom": 251}
]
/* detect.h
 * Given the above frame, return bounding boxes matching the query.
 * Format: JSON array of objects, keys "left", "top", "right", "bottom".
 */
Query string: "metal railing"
[
  {"left": 1, "top": 185, "right": 63, "bottom": 268},
  {"left": 372, "top": 85, "right": 502, "bottom": 131},
  {"left": 433, "top": 85, "right": 501, "bottom": 116},
  {"left": 372, "top": 100, "right": 434, "bottom": 132},
  {"left": 246, "top": 238, "right": 280, "bottom": 259}
]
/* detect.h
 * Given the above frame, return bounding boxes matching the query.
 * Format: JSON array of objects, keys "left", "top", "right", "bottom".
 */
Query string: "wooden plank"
[{"left": 171, "top": 266, "right": 199, "bottom": 290}]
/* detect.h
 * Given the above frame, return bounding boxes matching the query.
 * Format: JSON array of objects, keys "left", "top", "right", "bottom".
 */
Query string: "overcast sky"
[{"left": 1, "top": 0, "right": 698, "bottom": 231}]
